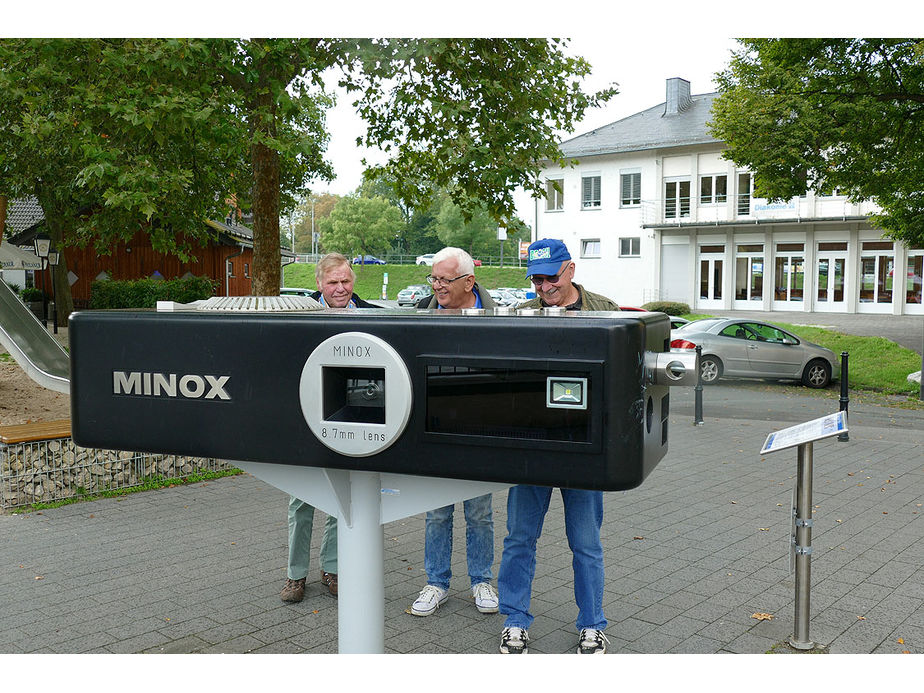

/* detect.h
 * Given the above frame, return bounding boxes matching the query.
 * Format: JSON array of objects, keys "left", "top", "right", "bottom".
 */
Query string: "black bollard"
[
  {"left": 694, "top": 344, "right": 704, "bottom": 426},
  {"left": 838, "top": 351, "right": 849, "bottom": 442}
]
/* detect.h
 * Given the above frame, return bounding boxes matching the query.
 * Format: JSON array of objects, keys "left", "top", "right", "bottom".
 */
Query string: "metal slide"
[{"left": 0, "top": 279, "right": 69, "bottom": 394}]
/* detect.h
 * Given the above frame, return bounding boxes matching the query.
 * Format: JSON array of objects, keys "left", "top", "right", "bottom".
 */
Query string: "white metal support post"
[{"left": 233, "top": 460, "right": 509, "bottom": 654}]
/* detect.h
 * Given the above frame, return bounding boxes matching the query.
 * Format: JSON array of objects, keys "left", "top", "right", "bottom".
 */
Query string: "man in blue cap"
[{"left": 497, "top": 238, "right": 619, "bottom": 655}]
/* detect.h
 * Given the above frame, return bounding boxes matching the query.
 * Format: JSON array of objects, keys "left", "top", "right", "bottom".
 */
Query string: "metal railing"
[{"left": 641, "top": 196, "right": 878, "bottom": 227}]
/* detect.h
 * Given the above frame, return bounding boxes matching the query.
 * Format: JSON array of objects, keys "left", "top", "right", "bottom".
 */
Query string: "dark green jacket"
[
  {"left": 516, "top": 282, "right": 619, "bottom": 311},
  {"left": 415, "top": 281, "right": 497, "bottom": 309}
]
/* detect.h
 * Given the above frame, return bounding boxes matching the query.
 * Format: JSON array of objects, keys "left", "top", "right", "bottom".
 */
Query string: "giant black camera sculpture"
[{"left": 69, "top": 303, "right": 696, "bottom": 491}]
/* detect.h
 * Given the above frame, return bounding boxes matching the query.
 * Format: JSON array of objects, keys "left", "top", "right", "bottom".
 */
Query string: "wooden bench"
[{"left": 0, "top": 419, "right": 72, "bottom": 444}]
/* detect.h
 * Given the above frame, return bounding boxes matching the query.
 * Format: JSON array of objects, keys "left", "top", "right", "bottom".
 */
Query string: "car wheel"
[
  {"left": 802, "top": 359, "right": 831, "bottom": 388},
  {"left": 699, "top": 355, "right": 723, "bottom": 384}
]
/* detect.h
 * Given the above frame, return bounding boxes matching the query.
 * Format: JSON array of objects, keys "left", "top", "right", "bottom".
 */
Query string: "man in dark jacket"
[
  {"left": 409, "top": 247, "right": 500, "bottom": 618},
  {"left": 281, "top": 253, "right": 375, "bottom": 603}
]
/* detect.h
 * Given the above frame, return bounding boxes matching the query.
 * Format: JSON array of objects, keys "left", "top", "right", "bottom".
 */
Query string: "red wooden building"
[{"left": 4, "top": 199, "right": 291, "bottom": 307}]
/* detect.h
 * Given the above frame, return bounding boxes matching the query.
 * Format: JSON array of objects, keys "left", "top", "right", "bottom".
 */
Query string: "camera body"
[{"left": 70, "top": 307, "right": 690, "bottom": 491}]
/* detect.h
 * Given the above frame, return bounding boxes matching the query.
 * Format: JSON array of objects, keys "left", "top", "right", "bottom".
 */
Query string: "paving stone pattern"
[{"left": 1, "top": 385, "right": 922, "bottom": 654}]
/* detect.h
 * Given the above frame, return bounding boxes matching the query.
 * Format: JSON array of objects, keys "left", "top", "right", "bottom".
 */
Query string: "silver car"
[
  {"left": 670, "top": 318, "right": 840, "bottom": 388},
  {"left": 397, "top": 284, "right": 432, "bottom": 306}
]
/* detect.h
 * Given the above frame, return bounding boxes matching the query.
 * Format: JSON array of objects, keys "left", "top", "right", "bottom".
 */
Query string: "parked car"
[
  {"left": 669, "top": 318, "right": 839, "bottom": 388},
  {"left": 488, "top": 289, "right": 519, "bottom": 307},
  {"left": 416, "top": 254, "right": 435, "bottom": 266},
  {"left": 499, "top": 288, "right": 529, "bottom": 303},
  {"left": 669, "top": 316, "right": 690, "bottom": 329},
  {"left": 353, "top": 255, "right": 386, "bottom": 265},
  {"left": 279, "top": 287, "right": 314, "bottom": 297},
  {"left": 397, "top": 284, "right": 432, "bottom": 306},
  {"left": 473, "top": 259, "right": 483, "bottom": 266}
]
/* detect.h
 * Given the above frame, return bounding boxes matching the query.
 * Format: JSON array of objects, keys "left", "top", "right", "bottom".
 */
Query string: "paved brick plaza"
[{"left": 1, "top": 383, "right": 922, "bottom": 654}]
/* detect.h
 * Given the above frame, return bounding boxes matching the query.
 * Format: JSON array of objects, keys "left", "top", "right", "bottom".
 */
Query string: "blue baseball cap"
[{"left": 526, "top": 238, "right": 571, "bottom": 277}]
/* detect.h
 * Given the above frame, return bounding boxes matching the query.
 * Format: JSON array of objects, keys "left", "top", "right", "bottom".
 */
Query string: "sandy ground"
[{"left": 0, "top": 328, "right": 71, "bottom": 426}]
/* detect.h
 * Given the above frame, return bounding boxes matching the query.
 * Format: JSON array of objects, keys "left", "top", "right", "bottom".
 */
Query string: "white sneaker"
[
  {"left": 577, "top": 628, "right": 609, "bottom": 654},
  {"left": 410, "top": 584, "right": 448, "bottom": 616},
  {"left": 499, "top": 626, "right": 529, "bottom": 654},
  {"left": 472, "top": 582, "right": 499, "bottom": 613}
]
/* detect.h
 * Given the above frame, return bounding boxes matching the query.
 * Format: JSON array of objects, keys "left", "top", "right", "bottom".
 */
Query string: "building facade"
[{"left": 530, "top": 78, "right": 923, "bottom": 315}]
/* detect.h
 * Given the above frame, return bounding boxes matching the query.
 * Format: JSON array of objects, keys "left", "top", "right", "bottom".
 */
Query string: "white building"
[{"left": 528, "top": 77, "right": 923, "bottom": 316}]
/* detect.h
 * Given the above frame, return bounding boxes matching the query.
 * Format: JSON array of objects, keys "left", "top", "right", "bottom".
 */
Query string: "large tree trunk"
[
  {"left": 249, "top": 77, "right": 281, "bottom": 296},
  {"left": 35, "top": 188, "right": 75, "bottom": 326},
  {"left": 251, "top": 139, "right": 281, "bottom": 296}
]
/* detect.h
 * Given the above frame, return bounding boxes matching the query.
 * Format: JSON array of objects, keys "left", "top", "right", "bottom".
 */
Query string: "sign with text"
[{"left": 760, "top": 411, "right": 848, "bottom": 455}]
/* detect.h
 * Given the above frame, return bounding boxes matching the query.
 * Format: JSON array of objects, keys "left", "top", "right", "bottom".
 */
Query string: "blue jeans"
[
  {"left": 424, "top": 494, "right": 494, "bottom": 590},
  {"left": 498, "top": 485, "right": 606, "bottom": 631},
  {"left": 287, "top": 496, "right": 337, "bottom": 579}
]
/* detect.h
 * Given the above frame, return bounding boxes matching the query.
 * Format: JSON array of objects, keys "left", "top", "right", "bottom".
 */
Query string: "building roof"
[
  {"left": 5, "top": 198, "right": 288, "bottom": 254},
  {"left": 4, "top": 197, "right": 45, "bottom": 235},
  {"left": 559, "top": 90, "right": 721, "bottom": 159}
]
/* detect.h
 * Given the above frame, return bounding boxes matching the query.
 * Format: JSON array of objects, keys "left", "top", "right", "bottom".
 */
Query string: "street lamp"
[
  {"left": 33, "top": 233, "right": 51, "bottom": 328},
  {"left": 47, "top": 248, "right": 59, "bottom": 335}
]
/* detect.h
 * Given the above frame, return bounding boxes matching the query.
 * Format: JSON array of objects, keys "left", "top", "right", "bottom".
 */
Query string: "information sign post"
[{"left": 760, "top": 411, "right": 848, "bottom": 650}]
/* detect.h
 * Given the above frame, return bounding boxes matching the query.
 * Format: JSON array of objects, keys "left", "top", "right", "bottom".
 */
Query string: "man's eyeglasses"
[
  {"left": 426, "top": 274, "right": 469, "bottom": 286},
  {"left": 529, "top": 265, "right": 571, "bottom": 286}
]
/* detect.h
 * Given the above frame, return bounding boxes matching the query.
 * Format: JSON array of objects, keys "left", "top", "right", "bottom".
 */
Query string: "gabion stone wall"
[{"left": 1, "top": 436, "right": 233, "bottom": 509}]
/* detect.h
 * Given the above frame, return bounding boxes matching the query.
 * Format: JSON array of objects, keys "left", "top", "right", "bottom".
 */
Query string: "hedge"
[
  {"left": 640, "top": 300, "right": 691, "bottom": 316},
  {"left": 89, "top": 276, "right": 217, "bottom": 309}
]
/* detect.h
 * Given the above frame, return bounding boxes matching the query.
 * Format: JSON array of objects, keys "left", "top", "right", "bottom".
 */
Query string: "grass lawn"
[{"left": 284, "top": 262, "right": 533, "bottom": 300}]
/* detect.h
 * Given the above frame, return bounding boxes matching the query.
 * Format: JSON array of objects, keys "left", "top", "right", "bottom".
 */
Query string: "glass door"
[
  {"left": 858, "top": 241, "right": 895, "bottom": 313},
  {"left": 772, "top": 243, "right": 805, "bottom": 309},
  {"left": 697, "top": 251, "right": 724, "bottom": 310},
  {"left": 906, "top": 252, "right": 923, "bottom": 314},
  {"left": 734, "top": 244, "right": 764, "bottom": 307}
]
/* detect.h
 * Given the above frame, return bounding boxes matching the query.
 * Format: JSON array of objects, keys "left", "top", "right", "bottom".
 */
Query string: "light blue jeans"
[
  {"left": 424, "top": 493, "right": 494, "bottom": 590},
  {"left": 498, "top": 485, "right": 606, "bottom": 631},
  {"left": 287, "top": 496, "right": 337, "bottom": 579}
]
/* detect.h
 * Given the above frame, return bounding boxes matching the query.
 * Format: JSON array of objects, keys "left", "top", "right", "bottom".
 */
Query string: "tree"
[
  {"left": 0, "top": 38, "right": 251, "bottom": 321},
  {"left": 319, "top": 195, "right": 403, "bottom": 263},
  {"left": 710, "top": 38, "right": 924, "bottom": 246},
  {"left": 289, "top": 192, "right": 339, "bottom": 253},
  {"left": 434, "top": 194, "right": 498, "bottom": 257},
  {"left": 3, "top": 39, "right": 613, "bottom": 302}
]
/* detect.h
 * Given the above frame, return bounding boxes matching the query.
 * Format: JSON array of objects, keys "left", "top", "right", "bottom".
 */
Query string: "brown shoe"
[
  {"left": 320, "top": 571, "right": 338, "bottom": 597},
  {"left": 281, "top": 577, "right": 306, "bottom": 603}
]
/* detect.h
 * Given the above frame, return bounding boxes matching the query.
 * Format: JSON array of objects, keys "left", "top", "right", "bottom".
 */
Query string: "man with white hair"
[{"left": 410, "top": 247, "right": 500, "bottom": 617}]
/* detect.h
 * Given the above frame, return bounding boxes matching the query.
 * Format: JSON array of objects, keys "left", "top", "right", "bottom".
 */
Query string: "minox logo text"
[{"left": 113, "top": 371, "right": 231, "bottom": 400}]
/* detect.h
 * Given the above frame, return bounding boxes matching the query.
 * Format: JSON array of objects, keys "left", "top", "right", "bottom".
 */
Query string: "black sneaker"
[
  {"left": 499, "top": 627, "right": 529, "bottom": 654},
  {"left": 577, "top": 628, "right": 609, "bottom": 654}
]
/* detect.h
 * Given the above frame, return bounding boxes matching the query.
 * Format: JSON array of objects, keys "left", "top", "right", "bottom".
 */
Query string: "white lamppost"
[
  {"left": 47, "top": 248, "right": 60, "bottom": 334},
  {"left": 33, "top": 233, "right": 51, "bottom": 328}
]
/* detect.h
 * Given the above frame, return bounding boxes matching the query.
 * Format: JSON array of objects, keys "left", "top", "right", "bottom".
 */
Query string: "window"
[
  {"left": 545, "top": 179, "right": 564, "bottom": 211},
  {"left": 244, "top": 263, "right": 250, "bottom": 278},
  {"left": 619, "top": 237, "right": 640, "bottom": 257},
  {"left": 699, "top": 174, "right": 727, "bottom": 204},
  {"left": 582, "top": 175, "right": 601, "bottom": 209},
  {"left": 664, "top": 180, "right": 690, "bottom": 219},
  {"left": 620, "top": 172, "right": 641, "bottom": 207},
  {"left": 581, "top": 239, "right": 601, "bottom": 258},
  {"left": 736, "top": 173, "right": 752, "bottom": 216},
  {"left": 226, "top": 260, "right": 234, "bottom": 277}
]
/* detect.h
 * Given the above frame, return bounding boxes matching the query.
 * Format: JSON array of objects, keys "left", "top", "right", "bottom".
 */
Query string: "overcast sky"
[{"left": 317, "top": 35, "right": 742, "bottom": 199}]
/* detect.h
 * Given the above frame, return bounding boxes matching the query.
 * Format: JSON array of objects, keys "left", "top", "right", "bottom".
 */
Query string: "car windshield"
[{"left": 675, "top": 318, "right": 725, "bottom": 332}]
